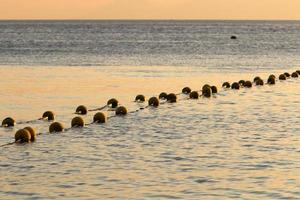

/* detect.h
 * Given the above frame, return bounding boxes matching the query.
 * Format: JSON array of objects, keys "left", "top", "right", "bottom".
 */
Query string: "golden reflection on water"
[{"left": 0, "top": 66, "right": 300, "bottom": 199}]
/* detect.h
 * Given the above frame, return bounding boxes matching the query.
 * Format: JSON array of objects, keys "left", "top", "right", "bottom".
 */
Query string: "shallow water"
[{"left": 0, "top": 66, "right": 300, "bottom": 199}]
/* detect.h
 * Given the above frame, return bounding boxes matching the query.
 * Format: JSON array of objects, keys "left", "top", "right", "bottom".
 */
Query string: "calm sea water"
[
  {"left": 0, "top": 21, "right": 300, "bottom": 200},
  {"left": 0, "top": 20, "right": 300, "bottom": 70}
]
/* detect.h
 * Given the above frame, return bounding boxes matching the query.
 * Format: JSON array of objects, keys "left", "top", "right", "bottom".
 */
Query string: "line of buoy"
[{"left": 1, "top": 70, "right": 299, "bottom": 146}]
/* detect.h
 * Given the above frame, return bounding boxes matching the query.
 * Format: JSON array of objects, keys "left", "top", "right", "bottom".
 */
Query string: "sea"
[{"left": 0, "top": 20, "right": 299, "bottom": 200}]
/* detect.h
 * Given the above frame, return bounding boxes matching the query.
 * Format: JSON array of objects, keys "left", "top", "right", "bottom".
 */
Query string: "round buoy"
[
  {"left": 279, "top": 74, "right": 286, "bottom": 80},
  {"left": 182, "top": 87, "right": 191, "bottom": 94},
  {"left": 148, "top": 97, "right": 159, "bottom": 107},
  {"left": 267, "top": 76, "right": 275, "bottom": 85},
  {"left": 202, "top": 84, "right": 211, "bottom": 91},
  {"left": 239, "top": 80, "right": 245, "bottom": 86},
  {"left": 211, "top": 86, "right": 218, "bottom": 94},
  {"left": 76, "top": 105, "right": 87, "bottom": 115},
  {"left": 269, "top": 74, "right": 276, "bottom": 80},
  {"left": 24, "top": 127, "right": 36, "bottom": 142},
  {"left": 284, "top": 72, "right": 290, "bottom": 78},
  {"left": 93, "top": 112, "right": 106, "bottom": 124},
  {"left": 253, "top": 76, "right": 261, "bottom": 83},
  {"left": 159, "top": 92, "right": 168, "bottom": 100},
  {"left": 71, "top": 117, "right": 84, "bottom": 127},
  {"left": 231, "top": 82, "right": 240, "bottom": 90},
  {"left": 49, "top": 122, "right": 64, "bottom": 133},
  {"left": 116, "top": 106, "right": 128, "bottom": 115},
  {"left": 42, "top": 111, "right": 55, "bottom": 121},
  {"left": 244, "top": 81, "right": 252, "bottom": 88},
  {"left": 202, "top": 87, "right": 212, "bottom": 98},
  {"left": 135, "top": 95, "right": 145, "bottom": 102},
  {"left": 15, "top": 129, "right": 31, "bottom": 143},
  {"left": 167, "top": 93, "right": 177, "bottom": 103},
  {"left": 107, "top": 98, "right": 118, "bottom": 108},
  {"left": 222, "top": 82, "right": 230, "bottom": 88},
  {"left": 255, "top": 78, "right": 264, "bottom": 86},
  {"left": 2, "top": 117, "right": 15, "bottom": 127},
  {"left": 189, "top": 91, "right": 199, "bottom": 99},
  {"left": 291, "top": 72, "right": 298, "bottom": 78}
]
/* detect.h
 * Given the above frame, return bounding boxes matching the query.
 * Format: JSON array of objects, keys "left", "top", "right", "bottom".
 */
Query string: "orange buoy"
[
  {"left": 116, "top": 106, "right": 128, "bottom": 115},
  {"left": 107, "top": 98, "right": 118, "bottom": 108},
  {"left": 167, "top": 93, "right": 177, "bottom": 103},
  {"left": 211, "top": 86, "right": 218, "bottom": 94},
  {"left": 159, "top": 92, "right": 168, "bottom": 100},
  {"left": 231, "top": 82, "right": 240, "bottom": 90},
  {"left": 93, "top": 112, "right": 106, "bottom": 123},
  {"left": 2, "top": 117, "right": 15, "bottom": 127},
  {"left": 71, "top": 117, "right": 84, "bottom": 127},
  {"left": 189, "top": 91, "right": 199, "bottom": 99},
  {"left": 182, "top": 87, "right": 191, "bottom": 94},
  {"left": 49, "top": 122, "right": 64, "bottom": 133},
  {"left": 244, "top": 81, "right": 252, "bottom": 88},
  {"left": 148, "top": 97, "right": 159, "bottom": 107},
  {"left": 222, "top": 82, "right": 230, "bottom": 88},
  {"left": 255, "top": 78, "right": 264, "bottom": 86},
  {"left": 42, "top": 111, "right": 55, "bottom": 121},
  {"left": 135, "top": 95, "right": 145, "bottom": 102},
  {"left": 24, "top": 127, "right": 36, "bottom": 142},
  {"left": 76, "top": 105, "right": 87, "bottom": 115},
  {"left": 279, "top": 74, "right": 286, "bottom": 80},
  {"left": 15, "top": 129, "right": 31, "bottom": 143}
]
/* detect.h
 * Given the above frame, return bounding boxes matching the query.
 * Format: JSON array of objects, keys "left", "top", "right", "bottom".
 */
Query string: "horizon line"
[{"left": 0, "top": 18, "right": 300, "bottom": 21}]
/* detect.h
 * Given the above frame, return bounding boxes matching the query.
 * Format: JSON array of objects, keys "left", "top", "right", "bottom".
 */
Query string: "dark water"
[{"left": 0, "top": 20, "right": 300, "bottom": 70}]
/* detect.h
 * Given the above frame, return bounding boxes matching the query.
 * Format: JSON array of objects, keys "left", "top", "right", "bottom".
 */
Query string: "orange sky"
[{"left": 0, "top": 0, "right": 300, "bottom": 20}]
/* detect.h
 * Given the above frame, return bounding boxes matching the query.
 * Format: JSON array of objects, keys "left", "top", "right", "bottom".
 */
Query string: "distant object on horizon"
[{"left": 231, "top": 35, "right": 237, "bottom": 40}]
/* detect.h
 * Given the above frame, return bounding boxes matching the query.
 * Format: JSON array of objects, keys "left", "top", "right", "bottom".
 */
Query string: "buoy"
[
  {"left": 231, "top": 35, "right": 237, "bottom": 39},
  {"left": 255, "top": 78, "right": 264, "bottom": 86},
  {"left": 267, "top": 76, "right": 275, "bottom": 85},
  {"left": 239, "top": 80, "right": 245, "bottom": 86},
  {"left": 167, "top": 93, "right": 177, "bottom": 103},
  {"left": 76, "top": 105, "right": 87, "bottom": 115},
  {"left": 244, "top": 81, "right": 252, "bottom": 88},
  {"left": 291, "top": 72, "right": 298, "bottom": 78},
  {"left": 202, "top": 87, "right": 212, "bottom": 98},
  {"left": 269, "top": 74, "right": 276, "bottom": 80},
  {"left": 71, "top": 116, "right": 84, "bottom": 127},
  {"left": 93, "top": 112, "right": 106, "bottom": 123},
  {"left": 279, "top": 74, "right": 286, "bottom": 80},
  {"left": 2, "top": 117, "right": 15, "bottom": 127},
  {"left": 253, "top": 76, "right": 261, "bottom": 83},
  {"left": 148, "top": 97, "right": 159, "bottom": 107},
  {"left": 24, "top": 127, "right": 36, "bottom": 142},
  {"left": 49, "top": 122, "right": 64, "bottom": 133},
  {"left": 42, "top": 111, "right": 55, "bottom": 121},
  {"left": 189, "top": 91, "right": 199, "bottom": 99},
  {"left": 202, "top": 84, "right": 211, "bottom": 91},
  {"left": 284, "top": 72, "right": 290, "bottom": 78},
  {"left": 159, "top": 92, "right": 168, "bottom": 100},
  {"left": 211, "top": 86, "right": 218, "bottom": 94},
  {"left": 116, "top": 106, "right": 128, "bottom": 115},
  {"left": 107, "top": 98, "right": 118, "bottom": 108},
  {"left": 231, "top": 82, "right": 240, "bottom": 90},
  {"left": 15, "top": 129, "right": 31, "bottom": 143},
  {"left": 222, "top": 82, "right": 230, "bottom": 88},
  {"left": 135, "top": 95, "right": 145, "bottom": 102},
  {"left": 182, "top": 87, "right": 191, "bottom": 94}
]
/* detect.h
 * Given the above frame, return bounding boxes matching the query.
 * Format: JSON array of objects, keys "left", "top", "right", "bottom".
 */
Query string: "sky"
[{"left": 0, "top": 0, "right": 300, "bottom": 20}]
